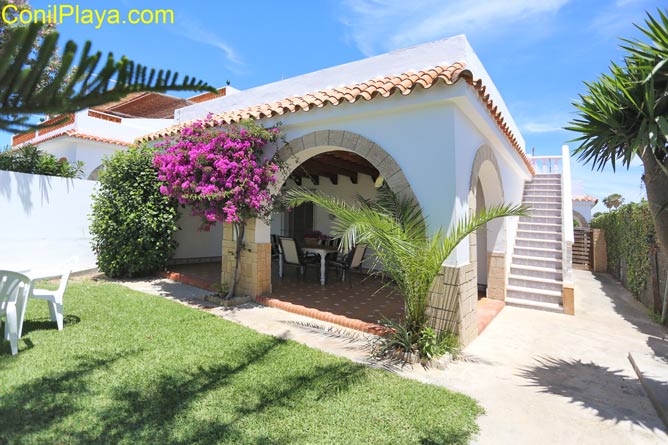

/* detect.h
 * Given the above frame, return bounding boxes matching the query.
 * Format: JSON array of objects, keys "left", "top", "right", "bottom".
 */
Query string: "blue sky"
[{"left": 7, "top": 0, "right": 666, "bottom": 211}]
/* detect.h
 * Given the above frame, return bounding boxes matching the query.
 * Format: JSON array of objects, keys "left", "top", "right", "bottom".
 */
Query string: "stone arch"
[
  {"left": 467, "top": 145, "right": 506, "bottom": 300},
  {"left": 573, "top": 210, "right": 588, "bottom": 228},
  {"left": 87, "top": 164, "right": 104, "bottom": 181},
  {"left": 274, "top": 130, "right": 417, "bottom": 203}
]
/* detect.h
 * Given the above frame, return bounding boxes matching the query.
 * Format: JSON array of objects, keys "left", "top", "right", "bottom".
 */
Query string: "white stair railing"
[
  {"left": 531, "top": 156, "right": 562, "bottom": 174},
  {"left": 561, "top": 145, "right": 574, "bottom": 286}
]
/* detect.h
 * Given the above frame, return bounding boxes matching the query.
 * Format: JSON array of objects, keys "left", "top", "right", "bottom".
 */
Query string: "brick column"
[
  {"left": 486, "top": 252, "right": 506, "bottom": 300},
  {"left": 592, "top": 228, "right": 607, "bottom": 273},
  {"left": 426, "top": 263, "right": 478, "bottom": 347},
  {"left": 221, "top": 219, "right": 272, "bottom": 297}
]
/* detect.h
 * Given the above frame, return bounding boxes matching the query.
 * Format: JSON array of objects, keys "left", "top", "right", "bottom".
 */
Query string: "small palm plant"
[{"left": 286, "top": 185, "right": 526, "bottom": 359}]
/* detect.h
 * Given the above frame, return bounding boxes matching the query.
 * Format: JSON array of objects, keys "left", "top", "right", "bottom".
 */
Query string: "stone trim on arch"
[
  {"left": 573, "top": 210, "right": 588, "bottom": 228},
  {"left": 469, "top": 144, "right": 504, "bottom": 200},
  {"left": 88, "top": 164, "right": 104, "bottom": 181},
  {"left": 468, "top": 144, "right": 507, "bottom": 302},
  {"left": 277, "top": 130, "right": 417, "bottom": 203}
]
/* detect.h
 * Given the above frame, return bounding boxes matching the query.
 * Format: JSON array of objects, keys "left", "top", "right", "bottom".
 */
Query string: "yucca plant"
[
  {"left": 286, "top": 185, "right": 526, "bottom": 357},
  {"left": 567, "top": 9, "right": 668, "bottom": 259}
]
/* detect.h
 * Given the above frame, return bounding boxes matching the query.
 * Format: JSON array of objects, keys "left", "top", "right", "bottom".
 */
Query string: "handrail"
[{"left": 561, "top": 144, "right": 574, "bottom": 285}]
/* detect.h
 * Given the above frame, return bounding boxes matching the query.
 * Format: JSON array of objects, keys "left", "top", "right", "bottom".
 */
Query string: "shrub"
[
  {"left": 0, "top": 144, "right": 84, "bottom": 178},
  {"left": 90, "top": 144, "right": 179, "bottom": 278},
  {"left": 591, "top": 201, "right": 655, "bottom": 296}
]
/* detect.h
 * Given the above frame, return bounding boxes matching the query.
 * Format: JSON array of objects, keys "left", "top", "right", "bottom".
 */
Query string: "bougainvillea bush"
[{"left": 153, "top": 117, "right": 281, "bottom": 297}]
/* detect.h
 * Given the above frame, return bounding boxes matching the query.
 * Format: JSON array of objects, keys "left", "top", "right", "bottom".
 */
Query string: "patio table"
[{"left": 302, "top": 246, "right": 338, "bottom": 285}]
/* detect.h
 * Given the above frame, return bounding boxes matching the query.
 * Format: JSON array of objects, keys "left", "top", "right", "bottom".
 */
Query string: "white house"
[
  {"left": 9, "top": 89, "right": 237, "bottom": 266},
  {"left": 140, "top": 35, "right": 575, "bottom": 345},
  {"left": 573, "top": 195, "right": 598, "bottom": 227}
]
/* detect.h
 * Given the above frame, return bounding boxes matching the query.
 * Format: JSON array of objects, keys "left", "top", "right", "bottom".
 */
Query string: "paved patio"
[
  {"left": 118, "top": 269, "right": 668, "bottom": 444},
  {"left": 167, "top": 261, "right": 405, "bottom": 323}
]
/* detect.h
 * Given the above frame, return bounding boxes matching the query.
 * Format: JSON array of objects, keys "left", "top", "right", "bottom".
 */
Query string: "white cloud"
[
  {"left": 340, "top": 0, "right": 570, "bottom": 55},
  {"left": 522, "top": 121, "right": 565, "bottom": 134},
  {"left": 171, "top": 15, "right": 242, "bottom": 66}
]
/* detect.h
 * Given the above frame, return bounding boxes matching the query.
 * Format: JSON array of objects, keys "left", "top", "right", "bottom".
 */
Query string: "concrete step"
[
  {"left": 510, "top": 264, "right": 563, "bottom": 281},
  {"left": 520, "top": 215, "right": 562, "bottom": 224},
  {"left": 523, "top": 189, "right": 562, "bottom": 196},
  {"left": 512, "top": 254, "right": 563, "bottom": 269},
  {"left": 508, "top": 274, "right": 563, "bottom": 293},
  {"left": 534, "top": 173, "right": 562, "bottom": 178},
  {"left": 518, "top": 222, "right": 562, "bottom": 233},
  {"left": 524, "top": 202, "right": 562, "bottom": 210},
  {"left": 515, "top": 237, "right": 563, "bottom": 249},
  {"left": 516, "top": 230, "right": 562, "bottom": 242},
  {"left": 507, "top": 284, "right": 563, "bottom": 304},
  {"left": 514, "top": 246, "right": 563, "bottom": 259},
  {"left": 505, "top": 295, "right": 564, "bottom": 313},
  {"left": 523, "top": 194, "right": 562, "bottom": 203},
  {"left": 527, "top": 180, "right": 561, "bottom": 186},
  {"left": 525, "top": 183, "right": 561, "bottom": 189}
]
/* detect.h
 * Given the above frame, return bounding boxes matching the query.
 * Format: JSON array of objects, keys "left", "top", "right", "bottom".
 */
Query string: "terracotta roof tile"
[
  {"left": 140, "top": 62, "right": 534, "bottom": 174},
  {"left": 573, "top": 195, "right": 599, "bottom": 204},
  {"left": 27, "top": 129, "right": 130, "bottom": 147}
]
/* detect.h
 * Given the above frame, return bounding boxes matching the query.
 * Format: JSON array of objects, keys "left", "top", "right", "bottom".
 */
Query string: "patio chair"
[
  {"left": 0, "top": 270, "right": 32, "bottom": 355},
  {"left": 327, "top": 244, "right": 367, "bottom": 287},
  {"left": 270, "top": 234, "right": 282, "bottom": 260},
  {"left": 278, "top": 236, "right": 319, "bottom": 279},
  {"left": 30, "top": 267, "right": 71, "bottom": 331}
]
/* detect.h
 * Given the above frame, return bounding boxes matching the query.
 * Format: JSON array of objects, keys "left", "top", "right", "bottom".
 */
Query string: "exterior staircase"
[{"left": 507, "top": 173, "right": 565, "bottom": 313}]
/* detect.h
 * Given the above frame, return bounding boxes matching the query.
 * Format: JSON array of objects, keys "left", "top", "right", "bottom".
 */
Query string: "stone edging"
[
  {"left": 255, "top": 296, "right": 390, "bottom": 336},
  {"left": 158, "top": 271, "right": 219, "bottom": 292}
]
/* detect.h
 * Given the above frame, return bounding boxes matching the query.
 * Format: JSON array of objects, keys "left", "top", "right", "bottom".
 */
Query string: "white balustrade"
[{"left": 530, "top": 156, "right": 562, "bottom": 174}]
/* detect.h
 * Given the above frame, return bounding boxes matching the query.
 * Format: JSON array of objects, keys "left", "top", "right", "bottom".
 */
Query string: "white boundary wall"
[{"left": 0, "top": 170, "right": 97, "bottom": 271}]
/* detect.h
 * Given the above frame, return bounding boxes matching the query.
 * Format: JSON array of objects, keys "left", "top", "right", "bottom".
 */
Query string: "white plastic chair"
[
  {"left": 0, "top": 270, "right": 32, "bottom": 355},
  {"left": 30, "top": 268, "right": 71, "bottom": 332}
]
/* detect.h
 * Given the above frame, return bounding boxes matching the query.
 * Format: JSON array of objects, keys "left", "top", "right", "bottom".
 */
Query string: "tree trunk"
[
  {"left": 225, "top": 220, "right": 246, "bottom": 300},
  {"left": 641, "top": 149, "right": 668, "bottom": 262}
]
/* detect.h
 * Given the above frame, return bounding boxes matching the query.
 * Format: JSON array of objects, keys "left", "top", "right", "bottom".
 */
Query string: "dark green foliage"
[
  {"left": 591, "top": 201, "right": 655, "bottom": 296},
  {"left": 0, "top": 280, "right": 483, "bottom": 444},
  {"left": 90, "top": 145, "right": 179, "bottom": 278},
  {"left": 0, "top": 144, "right": 83, "bottom": 178},
  {"left": 0, "top": 21, "right": 215, "bottom": 132}
]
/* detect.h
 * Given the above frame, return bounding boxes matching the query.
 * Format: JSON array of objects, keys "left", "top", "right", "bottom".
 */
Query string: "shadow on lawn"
[
  {"left": 2, "top": 335, "right": 459, "bottom": 444},
  {"left": 518, "top": 356, "right": 665, "bottom": 431},
  {"left": 20, "top": 315, "right": 81, "bottom": 335}
]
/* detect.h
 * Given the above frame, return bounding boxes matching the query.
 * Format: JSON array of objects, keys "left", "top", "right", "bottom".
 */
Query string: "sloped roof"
[
  {"left": 34, "top": 129, "right": 130, "bottom": 147},
  {"left": 573, "top": 195, "right": 598, "bottom": 204},
  {"left": 140, "top": 62, "right": 534, "bottom": 174}
]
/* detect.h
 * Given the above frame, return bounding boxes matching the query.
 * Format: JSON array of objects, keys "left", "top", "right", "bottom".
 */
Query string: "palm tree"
[
  {"left": 603, "top": 193, "right": 625, "bottom": 210},
  {"left": 0, "top": 21, "right": 215, "bottom": 132},
  {"left": 285, "top": 185, "right": 526, "bottom": 338},
  {"left": 567, "top": 9, "right": 668, "bottom": 257}
]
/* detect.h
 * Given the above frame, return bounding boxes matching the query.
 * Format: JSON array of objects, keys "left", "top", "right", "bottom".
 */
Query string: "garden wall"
[
  {"left": 0, "top": 170, "right": 97, "bottom": 271},
  {"left": 592, "top": 202, "right": 668, "bottom": 312}
]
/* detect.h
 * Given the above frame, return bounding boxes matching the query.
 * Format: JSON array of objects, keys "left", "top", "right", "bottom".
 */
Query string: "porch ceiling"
[{"left": 290, "top": 150, "right": 379, "bottom": 185}]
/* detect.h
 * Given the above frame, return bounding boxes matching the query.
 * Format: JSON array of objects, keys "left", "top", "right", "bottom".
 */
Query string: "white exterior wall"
[
  {"left": 173, "top": 210, "right": 224, "bottom": 259},
  {"left": 253, "top": 82, "right": 530, "bottom": 268},
  {"left": 0, "top": 170, "right": 97, "bottom": 272},
  {"left": 573, "top": 200, "right": 595, "bottom": 223}
]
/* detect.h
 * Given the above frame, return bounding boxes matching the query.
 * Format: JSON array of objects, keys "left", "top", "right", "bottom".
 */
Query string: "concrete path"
[{"left": 113, "top": 270, "right": 668, "bottom": 444}]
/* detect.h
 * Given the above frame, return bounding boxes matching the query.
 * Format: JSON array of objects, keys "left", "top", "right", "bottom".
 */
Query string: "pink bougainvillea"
[{"left": 153, "top": 116, "right": 281, "bottom": 229}]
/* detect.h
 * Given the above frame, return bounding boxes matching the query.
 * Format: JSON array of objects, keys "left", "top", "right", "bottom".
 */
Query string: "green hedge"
[
  {"left": 591, "top": 201, "right": 655, "bottom": 296},
  {"left": 0, "top": 144, "right": 84, "bottom": 178},
  {"left": 90, "top": 145, "right": 179, "bottom": 278}
]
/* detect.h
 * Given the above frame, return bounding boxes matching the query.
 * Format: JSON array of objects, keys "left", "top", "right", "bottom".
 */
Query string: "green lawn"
[{"left": 0, "top": 280, "right": 482, "bottom": 445}]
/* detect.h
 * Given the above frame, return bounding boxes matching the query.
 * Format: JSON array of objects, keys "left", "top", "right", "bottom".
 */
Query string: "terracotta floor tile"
[{"left": 168, "top": 261, "right": 405, "bottom": 324}]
